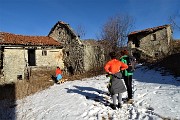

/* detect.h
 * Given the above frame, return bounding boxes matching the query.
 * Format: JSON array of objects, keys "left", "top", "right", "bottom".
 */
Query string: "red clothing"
[
  {"left": 104, "top": 59, "right": 128, "bottom": 74},
  {"left": 56, "top": 68, "right": 62, "bottom": 76}
]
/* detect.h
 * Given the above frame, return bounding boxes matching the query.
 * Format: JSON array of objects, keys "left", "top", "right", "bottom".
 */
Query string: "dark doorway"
[
  {"left": 68, "top": 66, "right": 74, "bottom": 75},
  {"left": 0, "top": 47, "right": 4, "bottom": 68},
  {"left": 28, "top": 49, "right": 36, "bottom": 66}
]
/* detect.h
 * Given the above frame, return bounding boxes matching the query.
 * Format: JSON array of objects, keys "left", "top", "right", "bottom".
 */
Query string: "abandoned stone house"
[
  {"left": 48, "top": 21, "right": 105, "bottom": 75},
  {"left": 0, "top": 21, "right": 105, "bottom": 83},
  {"left": 0, "top": 32, "right": 63, "bottom": 84},
  {"left": 128, "top": 24, "right": 172, "bottom": 60}
]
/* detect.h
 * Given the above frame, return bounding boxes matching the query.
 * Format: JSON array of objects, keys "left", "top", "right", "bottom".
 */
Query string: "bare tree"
[
  {"left": 75, "top": 24, "right": 86, "bottom": 39},
  {"left": 99, "top": 14, "right": 134, "bottom": 52},
  {"left": 169, "top": 11, "right": 180, "bottom": 31}
]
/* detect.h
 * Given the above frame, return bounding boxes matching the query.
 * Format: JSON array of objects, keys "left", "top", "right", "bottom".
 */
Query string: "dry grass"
[
  {"left": 0, "top": 67, "right": 104, "bottom": 100},
  {"left": 144, "top": 53, "right": 180, "bottom": 77}
]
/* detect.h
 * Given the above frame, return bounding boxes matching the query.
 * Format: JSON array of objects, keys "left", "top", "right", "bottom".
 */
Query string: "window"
[
  {"left": 155, "top": 52, "right": 159, "bottom": 57},
  {"left": 66, "top": 51, "right": 69, "bottom": 56},
  {"left": 42, "top": 50, "right": 47, "bottom": 56},
  {"left": 151, "top": 34, "right": 156, "bottom": 41},
  {"left": 28, "top": 49, "right": 36, "bottom": 66},
  {"left": 17, "top": 75, "right": 22, "bottom": 80}
]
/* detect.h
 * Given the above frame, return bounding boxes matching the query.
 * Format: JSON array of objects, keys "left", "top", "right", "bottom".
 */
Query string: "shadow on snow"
[{"left": 65, "top": 85, "right": 110, "bottom": 106}]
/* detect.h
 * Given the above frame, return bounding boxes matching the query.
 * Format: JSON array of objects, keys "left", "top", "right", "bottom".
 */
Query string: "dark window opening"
[
  {"left": 155, "top": 52, "right": 159, "bottom": 57},
  {"left": 133, "top": 37, "right": 140, "bottom": 47},
  {"left": 17, "top": 75, "right": 22, "bottom": 80},
  {"left": 28, "top": 49, "right": 36, "bottom": 66},
  {"left": 66, "top": 51, "right": 69, "bottom": 56},
  {"left": 151, "top": 34, "right": 156, "bottom": 41},
  {"left": 68, "top": 66, "right": 74, "bottom": 75},
  {"left": 42, "top": 50, "right": 47, "bottom": 56}
]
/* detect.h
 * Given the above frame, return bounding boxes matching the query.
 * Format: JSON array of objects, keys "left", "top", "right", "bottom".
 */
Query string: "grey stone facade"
[
  {"left": 128, "top": 25, "right": 172, "bottom": 60},
  {"left": 82, "top": 40, "right": 105, "bottom": 71},
  {"left": 48, "top": 21, "right": 105, "bottom": 75}
]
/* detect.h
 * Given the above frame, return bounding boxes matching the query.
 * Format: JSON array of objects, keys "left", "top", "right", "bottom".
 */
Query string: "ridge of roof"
[
  {"left": 128, "top": 24, "right": 170, "bottom": 36},
  {"left": 48, "top": 20, "right": 77, "bottom": 37}
]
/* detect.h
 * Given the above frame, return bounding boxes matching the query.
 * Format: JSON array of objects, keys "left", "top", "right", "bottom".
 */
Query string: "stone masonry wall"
[
  {"left": 2, "top": 47, "right": 26, "bottom": 83},
  {"left": 35, "top": 48, "right": 64, "bottom": 69},
  {"left": 139, "top": 28, "right": 170, "bottom": 57},
  {"left": 128, "top": 26, "right": 172, "bottom": 59},
  {"left": 83, "top": 45, "right": 105, "bottom": 71},
  {"left": 49, "top": 23, "right": 84, "bottom": 75}
]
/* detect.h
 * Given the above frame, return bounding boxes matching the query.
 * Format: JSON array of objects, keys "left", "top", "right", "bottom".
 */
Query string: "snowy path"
[{"left": 0, "top": 66, "right": 180, "bottom": 120}]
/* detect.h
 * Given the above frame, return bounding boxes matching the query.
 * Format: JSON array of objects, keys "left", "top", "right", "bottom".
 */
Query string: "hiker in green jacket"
[{"left": 120, "top": 50, "right": 136, "bottom": 104}]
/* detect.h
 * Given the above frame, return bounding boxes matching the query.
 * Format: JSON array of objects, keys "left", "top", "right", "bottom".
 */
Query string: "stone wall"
[
  {"left": 2, "top": 47, "right": 26, "bottom": 83},
  {"left": 48, "top": 22, "right": 106, "bottom": 75},
  {"left": 128, "top": 26, "right": 172, "bottom": 60},
  {"left": 83, "top": 42, "right": 105, "bottom": 71},
  {"left": 35, "top": 48, "right": 64, "bottom": 68},
  {"left": 49, "top": 22, "right": 84, "bottom": 75},
  {"left": 139, "top": 28, "right": 169, "bottom": 56}
]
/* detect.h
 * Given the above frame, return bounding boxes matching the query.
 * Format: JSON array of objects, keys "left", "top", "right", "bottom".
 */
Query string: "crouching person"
[
  {"left": 104, "top": 52, "right": 128, "bottom": 110},
  {"left": 56, "top": 67, "right": 63, "bottom": 84}
]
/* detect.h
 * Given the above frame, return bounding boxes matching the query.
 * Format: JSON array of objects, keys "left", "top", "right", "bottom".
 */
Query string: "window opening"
[
  {"left": 42, "top": 49, "right": 47, "bottom": 56},
  {"left": 17, "top": 75, "right": 22, "bottom": 80},
  {"left": 66, "top": 51, "right": 69, "bottom": 56},
  {"left": 151, "top": 34, "right": 156, "bottom": 41},
  {"left": 155, "top": 52, "right": 159, "bottom": 57}
]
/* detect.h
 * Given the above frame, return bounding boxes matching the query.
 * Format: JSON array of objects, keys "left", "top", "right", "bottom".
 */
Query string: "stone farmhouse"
[
  {"left": 48, "top": 21, "right": 105, "bottom": 75},
  {"left": 128, "top": 24, "right": 172, "bottom": 60},
  {"left": 0, "top": 32, "right": 63, "bottom": 84},
  {"left": 0, "top": 21, "right": 105, "bottom": 84}
]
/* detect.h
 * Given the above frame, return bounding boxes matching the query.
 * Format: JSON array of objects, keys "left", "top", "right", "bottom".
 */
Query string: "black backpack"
[{"left": 124, "top": 56, "right": 136, "bottom": 73}]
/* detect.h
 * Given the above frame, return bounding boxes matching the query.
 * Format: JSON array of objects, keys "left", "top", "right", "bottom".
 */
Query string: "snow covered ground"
[{"left": 0, "top": 65, "right": 180, "bottom": 120}]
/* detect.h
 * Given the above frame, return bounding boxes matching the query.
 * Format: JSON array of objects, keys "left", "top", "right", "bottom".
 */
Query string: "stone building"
[
  {"left": 48, "top": 21, "right": 105, "bottom": 75},
  {"left": 128, "top": 24, "right": 172, "bottom": 60},
  {"left": 0, "top": 21, "right": 105, "bottom": 83},
  {"left": 81, "top": 40, "right": 105, "bottom": 72},
  {"left": 0, "top": 32, "right": 63, "bottom": 84}
]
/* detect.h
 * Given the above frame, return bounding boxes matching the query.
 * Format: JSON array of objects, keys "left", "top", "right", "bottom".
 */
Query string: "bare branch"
[
  {"left": 75, "top": 25, "right": 86, "bottom": 39},
  {"left": 99, "top": 14, "right": 134, "bottom": 51}
]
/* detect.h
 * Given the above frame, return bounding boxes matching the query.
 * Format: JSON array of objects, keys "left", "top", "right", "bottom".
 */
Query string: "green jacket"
[{"left": 120, "top": 55, "right": 133, "bottom": 76}]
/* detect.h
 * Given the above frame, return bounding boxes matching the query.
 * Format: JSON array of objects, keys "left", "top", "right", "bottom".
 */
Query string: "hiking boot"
[
  {"left": 127, "top": 99, "right": 134, "bottom": 104},
  {"left": 123, "top": 98, "right": 134, "bottom": 104},
  {"left": 118, "top": 103, "right": 122, "bottom": 108},
  {"left": 110, "top": 104, "right": 116, "bottom": 110}
]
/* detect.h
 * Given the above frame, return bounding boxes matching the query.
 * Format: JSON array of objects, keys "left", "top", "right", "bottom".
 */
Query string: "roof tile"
[{"left": 0, "top": 32, "right": 61, "bottom": 46}]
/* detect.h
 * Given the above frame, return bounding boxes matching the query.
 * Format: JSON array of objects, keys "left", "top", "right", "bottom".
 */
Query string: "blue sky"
[{"left": 0, "top": 0, "right": 180, "bottom": 39}]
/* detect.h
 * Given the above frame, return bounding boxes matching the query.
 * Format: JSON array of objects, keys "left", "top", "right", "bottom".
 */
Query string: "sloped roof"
[
  {"left": 0, "top": 32, "right": 61, "bottom": 46},
  {"left": 48, "top": 21, "right": 77, "bottom": 38},
  {"left": 128, "top": 24, "right": 170, "bottom": 36}
]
